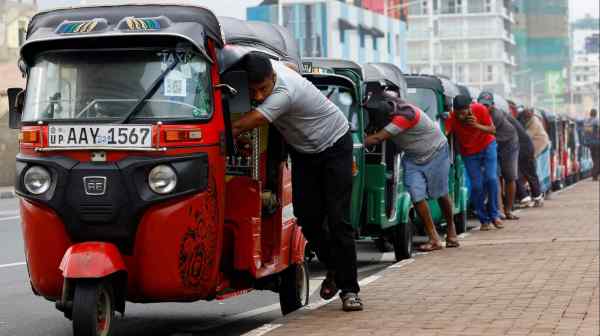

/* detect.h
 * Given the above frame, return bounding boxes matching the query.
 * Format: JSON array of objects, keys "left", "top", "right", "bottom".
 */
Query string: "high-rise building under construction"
[{"left": 513, "top": 0, "right": 569, "bottom": 109}]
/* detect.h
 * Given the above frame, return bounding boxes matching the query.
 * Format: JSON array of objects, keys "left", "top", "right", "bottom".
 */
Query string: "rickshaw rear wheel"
[
  {"left": 279, "top": 262, "right": 309, "bottom": 315},
  {"left": 454, "top": 211, "right": 468, "bottom": 235},
  {"left": 72, "top": 280, "right": 114, "bottom": 336},
  {"left": 391, "top": 220, "right": 413, "bottom": 262}
]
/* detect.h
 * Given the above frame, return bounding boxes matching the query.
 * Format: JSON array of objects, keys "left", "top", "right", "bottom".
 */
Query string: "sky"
[{"left": 37, "top": 0, "right": 600, "bottom": 21}]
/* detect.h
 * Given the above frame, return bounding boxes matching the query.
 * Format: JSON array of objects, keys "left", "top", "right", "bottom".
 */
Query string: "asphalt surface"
[{"left": 0, "top": 197, "right": 404, "bottom": 336}]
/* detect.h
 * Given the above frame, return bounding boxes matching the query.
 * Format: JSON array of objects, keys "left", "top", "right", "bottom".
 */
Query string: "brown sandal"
[
  {"left": 417, "top": 242, "right": 443, "bottom": 252},
  {"left": 445, "top": 239, "right": 460, "bottom": 248}
]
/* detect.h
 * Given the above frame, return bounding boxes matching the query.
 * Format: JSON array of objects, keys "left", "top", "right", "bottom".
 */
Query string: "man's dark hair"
[
  {"left": 453, "top": 95, "right": 471, "bottom": 110},
  {"left": 591, "top": 109, "right": 598, "bottom": 117},
  {"left": 242, "top": 52, "right": 274, "bottom": 84}
]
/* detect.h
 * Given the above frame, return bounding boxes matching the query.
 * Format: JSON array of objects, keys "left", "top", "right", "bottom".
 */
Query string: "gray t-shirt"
[
  {"left": 490, "top": 107, "right": 517, "bottom": 144},
  {"left": 383, "top": 103, "right": 447, "bottom": 164},
  {"left": 255, "top": 61, "right": 350, "bottom": 154}
]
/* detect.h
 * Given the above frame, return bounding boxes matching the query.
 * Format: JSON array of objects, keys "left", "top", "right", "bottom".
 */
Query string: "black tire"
[
  {"left": 72, "top": 281, "right": 114, "bottom": 336},
  {"left": 454, "top": 211, "right": 468, "bottom": 235},
  {"left": 279, "top": 262, "right": 309, "bottom": 315},
  {"left": 391, "top": 220, "right": 413, "bottom": 262}
]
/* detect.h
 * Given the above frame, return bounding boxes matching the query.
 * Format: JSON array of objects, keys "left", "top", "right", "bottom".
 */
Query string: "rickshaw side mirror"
[
  {"left": 7, "top": 88, "right": 24, "bottom": 129},
  {"left": 220, "top": 70, "right": 251, "bottom": 114}
]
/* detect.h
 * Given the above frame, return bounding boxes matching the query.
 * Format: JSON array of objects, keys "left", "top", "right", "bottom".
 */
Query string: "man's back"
[
  {"left": 490, "top": 107, "right": 517, "bottom": 144},
  {"left": 256, "top": 61, "right": 349, "bottom": 154}
]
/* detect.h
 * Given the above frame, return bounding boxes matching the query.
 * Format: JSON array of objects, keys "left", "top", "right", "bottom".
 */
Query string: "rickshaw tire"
[
  {"left": 392, "top": 220, "right": 413, "bottom": 262},
  {"left": 72, "top": 280, "right": 115, "bottom": 336},
  {"left": 454, "top": 211, "right": 468, "bottom": 235},
  {"left": 279, "top": 262, "right": 310, "bottom": 315}
]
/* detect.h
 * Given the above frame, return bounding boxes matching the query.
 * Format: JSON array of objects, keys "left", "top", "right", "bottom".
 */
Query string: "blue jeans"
[{"left": 463, "top": 141, "right": 500, "bottom": 224}]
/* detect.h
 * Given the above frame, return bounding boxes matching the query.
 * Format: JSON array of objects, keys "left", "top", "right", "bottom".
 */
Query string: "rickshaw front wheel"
[
  {"left": 72, "top": 280, "right": 114, "bottom": 336},
  {"left": 279, "top": 262, "right": 310, "bottom": 315}
]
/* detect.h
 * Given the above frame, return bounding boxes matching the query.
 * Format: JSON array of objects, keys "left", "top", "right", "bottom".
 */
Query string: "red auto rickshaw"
[{"left": 7, "top": 5, "right": 308, "bottom": 336}]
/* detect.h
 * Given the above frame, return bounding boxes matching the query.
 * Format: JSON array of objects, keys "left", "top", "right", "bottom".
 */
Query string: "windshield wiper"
[{"left": 121, "top": 59, "right": 180, "bottom": 124}]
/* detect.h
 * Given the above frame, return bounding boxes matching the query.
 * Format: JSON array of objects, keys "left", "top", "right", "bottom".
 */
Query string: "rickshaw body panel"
[{"left": 20, "top": 199, "right": 71, "bottom": 300}]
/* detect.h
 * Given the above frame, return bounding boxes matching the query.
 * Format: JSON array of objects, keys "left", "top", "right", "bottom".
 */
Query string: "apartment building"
[
  {"left": 247, "top": 0, "right": 409, "bottom": 69},
  {"left": 406, "top": 0, "right": 516, "bottom": 96}
]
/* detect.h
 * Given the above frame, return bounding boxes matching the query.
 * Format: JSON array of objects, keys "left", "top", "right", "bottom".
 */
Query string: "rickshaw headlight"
[
  {"left": 148, "top": 165, "right": 177, "bottom": 194},
  {"left": 23, "top": 166, "right": 51, "bottom": 195}
]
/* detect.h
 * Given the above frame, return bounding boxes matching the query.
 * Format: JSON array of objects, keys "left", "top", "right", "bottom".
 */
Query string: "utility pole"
[
  {"left": 428, "top": 0, "right": 435, "bottom": 74},
  {"left": 278, "top": 0, "right": 284, "bottom": 26}
]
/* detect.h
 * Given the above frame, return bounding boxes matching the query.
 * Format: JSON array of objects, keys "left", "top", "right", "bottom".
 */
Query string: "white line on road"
[
  {"left": 0, "top": 262, "right": 26, "bottom": 269},
  {"left": 0, "top": 216, "right": 20, "bottom": 222}
]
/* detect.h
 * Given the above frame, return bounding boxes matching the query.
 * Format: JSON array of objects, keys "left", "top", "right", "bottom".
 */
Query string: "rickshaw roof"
[
  {"left": 302, "top": 58, "right": 363, "bottom": 80},
  {"left": 405, "top": 75, "right": 460, "bottom": 98},
  {"left": 303, "top": 73, "right": 358, "bottom": 92},
  {"left": 363, "top": 62, "right": 406, "bottom": 91},
  {"left": 218, "top": 17, "right": 301, "bottom": 72},
  {"left": 22, "top": 3, "right": 224, "bottom": 63}
]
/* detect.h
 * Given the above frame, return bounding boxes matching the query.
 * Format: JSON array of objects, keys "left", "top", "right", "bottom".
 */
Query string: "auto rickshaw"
[
  {"left": 7, "top": 6, "right": 308, "bottom": 336},
  {"left": 576, "top": 118, "right": 594, "bottom": 178},
  {"left": 564, "top": 117, "right": 581, "bottom": 184},
  {"left": 404, "top": 75, "right": 470, "bottom": 234},
  {"left": 539, "top": 109, "right": 565, "bottom": 190},
  {"left": 301, "top": 58, "right": 413, "bottom": 261}
]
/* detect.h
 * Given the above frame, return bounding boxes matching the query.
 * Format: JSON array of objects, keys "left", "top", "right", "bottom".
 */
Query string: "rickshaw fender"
[
  {"left": 59, "top": 242, "right": 127, "bottom": 278},
  {"left": 397, "top": 192, "right": 412, "bottom": 225},
  {"left": 290, "top": 225, "right": 307, "bottom": 264}
]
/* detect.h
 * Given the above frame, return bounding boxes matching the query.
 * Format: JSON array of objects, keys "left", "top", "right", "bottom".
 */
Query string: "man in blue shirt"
[{"left": 583, "top": 108, "right": 600, "bottom": 181}]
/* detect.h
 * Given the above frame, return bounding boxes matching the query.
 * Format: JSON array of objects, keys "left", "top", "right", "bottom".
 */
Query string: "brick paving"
[{"left": 265, "top": 180, "right": 600, "bottom": 336}]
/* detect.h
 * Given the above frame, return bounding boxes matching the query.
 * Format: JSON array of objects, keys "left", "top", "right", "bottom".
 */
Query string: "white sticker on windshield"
[
  {"left": 164, "top": 71, "right": 187, "bottom": 97},
  {"left": 408, "top": 88, "right": 417, "bottom": 94}
]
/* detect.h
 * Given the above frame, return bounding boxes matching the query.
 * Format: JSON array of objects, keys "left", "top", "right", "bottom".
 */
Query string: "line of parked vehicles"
[{"left": 4, "top": 4, "right": 594, "bottom": 336}]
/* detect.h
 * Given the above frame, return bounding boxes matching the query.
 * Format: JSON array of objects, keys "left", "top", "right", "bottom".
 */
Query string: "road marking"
[
  {"left": 242, "top": 324, "right": 282, "bottom": 336},
  {"left": 0, "top": 216, "right": 20, "bottom": 222},
  {"left": 0, "top": 262, "right": 26, "bottom": 269},
  {"left": 388, "top": 258, "right": 415, "bottom": 269}
]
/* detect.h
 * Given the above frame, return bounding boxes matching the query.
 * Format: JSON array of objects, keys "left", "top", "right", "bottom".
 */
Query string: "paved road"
[{"left": 0, "top": 197, "right": 406, "bottom": 336}]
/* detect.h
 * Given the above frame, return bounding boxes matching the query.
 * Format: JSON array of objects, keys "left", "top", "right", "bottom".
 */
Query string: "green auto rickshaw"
[
  {"left": 405, "top": 75, "right": 470, "bottom": 234},
  {"left": 302, "top": 59, "right": 413, "bottom": 261}
]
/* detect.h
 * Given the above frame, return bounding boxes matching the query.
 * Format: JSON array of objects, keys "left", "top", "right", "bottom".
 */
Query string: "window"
[
  {"left": 373, "top": 37, "right": 378, "bottom": 50},
  {"left": 387, "top": 33, "right": 392, "bottom": 54},
  {"left": 18, "top": 20, "right": 28, "bottom": 47},
  {"left": 340, "top": 29, "right": 346, "bottom": 43},
  {"left": 395, "top": 34, "right": 401, "bottom": 55},
  {"left": 576, "top": 75, "right": 581, "bottom": 82},
  {"left": 486, "top": 65, "right": 494, "bottom": 81},
  {"left": 485, "top": 0, "right": 492, "bottom": 13},
  {"left": 360, "top": 31, "right": 365, "bottom": 48},
  {"left": 422, "top": 0, "right": 428, "bottom": 14},
  {"left": 457, "top": 65, "right": 465, "bottom": 82}
]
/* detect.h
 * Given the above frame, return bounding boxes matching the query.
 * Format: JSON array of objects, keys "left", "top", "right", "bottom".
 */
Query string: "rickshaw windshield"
[
  {"left": 406, "top": 88, "right": 438, "bottom": 120},
  {"left": 23, "top": 48, "right": 213, "bottom": 123},
  {"left": 317, "top": 85, "right": 359, "bottom": 131}
]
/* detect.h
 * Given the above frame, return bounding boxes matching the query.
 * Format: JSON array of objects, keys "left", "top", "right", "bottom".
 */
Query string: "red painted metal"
[{"left": 59, "top": 242, "right": 126, "bottom": 278}]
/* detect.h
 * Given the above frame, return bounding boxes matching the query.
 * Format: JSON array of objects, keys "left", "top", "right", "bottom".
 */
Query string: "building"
[
  {"left": 569, "top": 15, "right": 600, "bottom": 117},
  {"left": 513, "top": 0, "right": 570, "bottom": 110},
  {"left": 247, "top": 0, "right": 409, "bottom": 70},
  {"left": 0, "top": 0, "right": 37, "bottom": 62},
  {"left": 405, "top": 0, "right": 517, "bottom": 96}
]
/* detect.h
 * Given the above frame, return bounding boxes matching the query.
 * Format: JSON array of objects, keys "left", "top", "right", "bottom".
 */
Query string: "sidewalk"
[{"left": 263, "top": 180, "right": 600, "bottom": 336}]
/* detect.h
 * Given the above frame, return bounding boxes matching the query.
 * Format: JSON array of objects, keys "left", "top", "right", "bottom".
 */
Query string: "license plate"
[{"left": 48, "top": 125, "right": 153, "bottom": 148}]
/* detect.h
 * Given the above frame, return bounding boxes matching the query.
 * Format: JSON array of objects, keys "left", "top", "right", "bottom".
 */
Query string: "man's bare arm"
[
  {"left": 232, "top": 110, "right": 270, "bottom": 138},
  {"left": 365, "top": 129, "right": 393, "bottom": 146}
]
